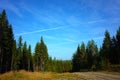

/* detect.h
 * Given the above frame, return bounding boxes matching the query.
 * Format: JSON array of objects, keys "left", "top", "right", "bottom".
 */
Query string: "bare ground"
[{"left": 75, "top": 72, "right": 120, "bottom": 80}]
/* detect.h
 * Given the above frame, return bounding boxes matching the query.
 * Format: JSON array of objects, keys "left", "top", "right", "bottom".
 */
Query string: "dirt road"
[{"left": 76, "top": 72, "right": 120, "bottom": 80}]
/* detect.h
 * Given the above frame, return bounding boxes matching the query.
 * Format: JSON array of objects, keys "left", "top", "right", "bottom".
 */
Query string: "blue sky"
[{"left": 0, "top": 0, "right": 120, "bottom": 60}]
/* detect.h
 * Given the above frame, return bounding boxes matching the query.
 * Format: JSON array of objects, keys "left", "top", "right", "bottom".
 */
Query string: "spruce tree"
[
  {"left": 39, "top": 36, "right": 48, "bottom": 71},
  {"left": 1, "top": 10, "right": 9, "bottom": 73},
  {"left": 34, "top": 42, "right": 41, "bottom": 71},
  {"left": 17, "top": 36, "right": 23, "bottom": 70},
  {"left": 34, "top": 37, "right": 48, "bottom": 71},
  {"left": 0, "top": 11, "right": 2, "bottom": 73},
  {"left": 110, "top": 36, "right": 117, "bottom": 64},
  {"left": 86, "top": 40, "right": 98, "bottom": 69},
  {"left": 116, "top": 27, "right": 120, "bottom": 64},
  {"left": 0, "top": 10, "right": 14, "bottom": 73},
  {"left": 22, "top": 42, "right": 28, "bottom": 70},
  {"left": 11, "top": 40, "right": 18, "bottom": 71},
  {"left": 101, "top": 30, "right": 111, "bottom": 64},
  {"left": 80, "top": 42, "right": 87, "bottom": 69},
  {"left": 28, "top": 45, "right": 33, "bottom": 71},
  {"left": 72, "top": 45, "right": 82, "bottom": 71},
  {"left": 8, "top": 25, "right": 14, "bottom": 71}
]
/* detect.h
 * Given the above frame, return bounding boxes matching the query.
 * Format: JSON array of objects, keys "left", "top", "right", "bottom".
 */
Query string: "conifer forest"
[{"left": 0, "top": 10, "right": 120, "bottom": 74}]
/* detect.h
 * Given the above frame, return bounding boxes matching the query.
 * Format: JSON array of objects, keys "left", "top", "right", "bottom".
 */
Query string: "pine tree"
[
  {"left": 80, "top": 42, "right": 87, "bottom": 69},
  {"left": 17, "top": 36, "right": 23, "bottom": 70},
  {"left": 22, "top": 41, "right": 28, "bottom": 70},
  {"left": 8, "top": 25, "right": 14, "bottom": 71},
  {"left": 1, "top": 10, "right": 9, "bottom": 73},
  {"left": 86, "top": 40, "right": 98, "bottom": 70},
  {"left": 34, "top": 36, "right": 48, "bottom": 71},
  {"left": 0, "top": 10, "right": 14, "bottom": 73},
  {"left": 72, "top": 45, "right": 82, "bottom": 71},
  {"left": 11, "top": 40, "right": 18, "bottom": 71},
  {"left": 116, "top": 27, "right": 120, "bottom": 64},
  {"left": 39, "top": 37, "right": 48, "bottom": 71},
  {"left": 0, "top": 11, "right": 2, "bottom": 73},
  {"left": 0, "top": 10, "right": 2, "bottom": 73},
  {"left": 109, "top": 36, "right": 117, "bottom": 64},
  {"left": 100, "top": 30, "right": 111, "bottom": 65},
  {"left": 28, "top": 45, "right": 33, "bottom": 72},
  {"left": 34, "top": 42, "right": 41, "bottom": 71}
]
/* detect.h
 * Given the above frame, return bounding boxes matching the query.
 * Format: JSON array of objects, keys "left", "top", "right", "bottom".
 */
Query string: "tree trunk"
[
  {"left": 28, "top": 59, "right": 30, "bottom": 71},
  {"left": 11, "top": 52, "right": 13, "bottom": 71},
  {"left": 0, "top": 47, "right": 3, "bottom": 73}
]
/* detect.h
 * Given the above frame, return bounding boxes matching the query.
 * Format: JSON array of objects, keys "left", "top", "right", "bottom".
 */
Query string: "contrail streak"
[{"left": 15, "top": 27, "right": 62, "bottom": 36}]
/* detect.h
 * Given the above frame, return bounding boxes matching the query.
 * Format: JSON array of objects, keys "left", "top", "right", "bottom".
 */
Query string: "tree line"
[
  {"left": 34, "top": 38, "right": 72, "bottom": 72},
  {"left": 0, "top": 10, "right": 72, "bottom": 74},
  {"left": 72, "top": 28, "right": 120, "bottom": 72},
  {"left": 0, "top": 10, "right": 33, "bottom": 73},
  {"left": 0, "top": 10, "right": 120, "bottom": 74}
]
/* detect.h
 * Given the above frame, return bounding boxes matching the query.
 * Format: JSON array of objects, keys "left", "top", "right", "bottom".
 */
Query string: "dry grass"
[
  {"left": 3, "top": 70, "right": 120, "bottom": 80},
  {"left": 0, "top": 70, "right": 87, "bottom": 80},
  {"left": 1, "top": 70, "right": 120, "bottom": 80}
]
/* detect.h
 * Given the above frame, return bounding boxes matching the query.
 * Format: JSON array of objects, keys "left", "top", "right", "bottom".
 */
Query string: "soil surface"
[{"left": 76, "top": 72, "right": 120, "bottom": 80}]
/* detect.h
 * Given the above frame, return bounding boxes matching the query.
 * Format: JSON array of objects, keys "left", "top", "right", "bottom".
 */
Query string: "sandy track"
[{"left": 75, "top": 72, "right": 120, "bottom": 80}]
